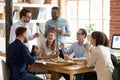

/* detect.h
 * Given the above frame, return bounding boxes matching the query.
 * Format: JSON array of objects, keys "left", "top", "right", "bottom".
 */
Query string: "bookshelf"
[
  {"left": 0, "top": 2, "right": 52, "bottom": 52},
  {"left": 13, "top": 3, "right": 52, "bottom": 20},
  {"left": 0, "top": 2, "right": 5, "bottom": 52}
]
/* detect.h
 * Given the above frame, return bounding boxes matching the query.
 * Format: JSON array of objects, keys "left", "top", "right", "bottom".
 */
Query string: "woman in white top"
[
  {"left": 38, "top": 30, "right": 59, "bottom": 59},
  {"left": 38, "top": 30, "right": 61, "bottom": 80},
  {"left": 85, "top": 31, "right": 114, "bottom": 80}
]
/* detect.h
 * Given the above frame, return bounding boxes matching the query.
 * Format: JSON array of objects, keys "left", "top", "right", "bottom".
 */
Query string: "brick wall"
[{"left": 110, "top": 0, "right": 120, "bottom": 44}]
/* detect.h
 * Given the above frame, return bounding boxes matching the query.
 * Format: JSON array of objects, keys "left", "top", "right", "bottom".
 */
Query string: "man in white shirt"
[{"left": 9, "top": 8, "right": 39, "bottom": 47}]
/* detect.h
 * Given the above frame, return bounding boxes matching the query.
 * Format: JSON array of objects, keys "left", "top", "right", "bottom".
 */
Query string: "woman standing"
[{"left": 85, "top": 31, "right": 114, "bottom": 80}]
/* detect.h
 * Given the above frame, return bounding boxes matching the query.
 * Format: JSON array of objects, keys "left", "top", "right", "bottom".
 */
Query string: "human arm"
[
  {"left": 49, "top": 50, "right": 60, "bottom": 59},
  {"left": 22, "top": 46, "right": 39, "bottom": 65},
  {"left": 57, "top": 20, "right": 71, "bottom": 36},
  {"left": 37, "top": 46, "right": 44, "bottom": 59},
  {"left": 9, "top": 25, "right": 17, "bottom": 44},
  {"left": 28, "top": 32, "right": 40, "bottom": 41},
  {"left": 62, "top": 20, "right": 70, "bottom": 36},
  {"left": 37, "top": 44, "right": 53, "bottom": 59},
  {"left": 27, "top": 25, "right": 40, "bottom": 40},
  {"left": 62, "top": 43, "right": 74, "bottom": 55},
  {"left": 63, "top": 20, "right": 70, "bottom": 36},
  {"left": 33, "top": 32, "right": 40, "bottom": 38},
  {"left": 85, "top": 45, "right": 97, "bottom": 67},
  {"left": 44, "top": 21, "right": 51, "bottom": 38}
]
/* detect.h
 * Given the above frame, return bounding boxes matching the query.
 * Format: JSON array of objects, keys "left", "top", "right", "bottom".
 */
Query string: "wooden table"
[{"left": 35, "top": 59, "right": 95, "bottom": 80}]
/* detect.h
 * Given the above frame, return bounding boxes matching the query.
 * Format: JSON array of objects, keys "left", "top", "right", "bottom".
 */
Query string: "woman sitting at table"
[
  {"left": 38, "top": 30, "right": 60, "bottom": 59},
  {"left": 38, "top": 30, "right": 61, "bottom": 80},
  {"left": 85, "top": 31, "right": 114, "bottom": 80},
  {"left": 28, "top": 30, "right": 60, "bottom": 79}
]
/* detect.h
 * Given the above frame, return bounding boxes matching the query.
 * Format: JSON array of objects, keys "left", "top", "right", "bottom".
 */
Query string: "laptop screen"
[{"left": 111, "top": 34, "right": 120, "bottom": 50}]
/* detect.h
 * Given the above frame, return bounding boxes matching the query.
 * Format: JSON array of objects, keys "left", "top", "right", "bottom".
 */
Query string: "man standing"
[
  {"left": 6, "top": 27, "right": 43, "bottom": 80},
  {"left": 44, "top": 6, "right": 70, "bottom": 49},
  {"left": 9, "top": 8, "right": 39, "bottom": 47}
]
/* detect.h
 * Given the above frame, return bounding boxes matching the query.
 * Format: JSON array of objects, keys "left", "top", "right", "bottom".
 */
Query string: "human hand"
[
  {"left": 33, "top": 32, "right": 40, "bottom": 38},
  {"left": 54, "top": 50, "right": 60, "bottom": 55},
  {"left": 57, "top": 28, "right": 63, "bottom": 34},
  {"left": 50, "top": 26, "right": 56, "bottom": 31},
  {"left": 64, "top": 54, "right": 71, "bottom": 60},
  {"left": 85, "top": 44, "right": 91, "bottom": 53},
  {"left": 27, "top": 64, "right": 35, "bottom": 73},
  {"left": 33, "top": 45, "right": 40, "bottom": 55},
  {"left": 50, "top": 54, "right": 58, "bottom": 59},
  {"left": 57, "top": 29, "right": 67, "bottom": 36},
  {"left": 60, "top": 42, "right": 64, "bottom": 49}
]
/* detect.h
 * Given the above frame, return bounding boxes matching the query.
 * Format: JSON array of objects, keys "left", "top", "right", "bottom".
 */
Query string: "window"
[{"left": 60, "top": 0, "right": 110, "bottom": 43}]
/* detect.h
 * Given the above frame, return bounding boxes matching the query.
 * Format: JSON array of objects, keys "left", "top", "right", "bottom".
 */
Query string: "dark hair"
[
  {"left": 46, "top": 30, "right": 56, "bottom": 50},
  {"left": 52, "top": 6, "right": 59, "bottom": 11},
  {"left": 103, "top": 33, "right": 109, "bottom": 47},
  {"left": 79, "top": 28, "right": 87, "bottom": 37},
  {"left": 91, "top": 31, "right": 105, "bottom": 46},
  {"left": 15, "top": 27, "right": 27, "bottom": 37},
  {"left": 20, "top": 8, "right": 31, "bottom": 19}
]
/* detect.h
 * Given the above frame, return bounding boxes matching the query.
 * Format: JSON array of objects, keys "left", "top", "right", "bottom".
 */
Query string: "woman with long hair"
[
  {"left": 85, "top": 31, "right": 114, "bottom": 80},
  {"left": 38, "top": 30, "right": 59, "bottom": 59}
]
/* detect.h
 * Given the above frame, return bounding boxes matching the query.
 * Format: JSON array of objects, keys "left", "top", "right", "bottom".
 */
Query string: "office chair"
[{"left": 0, "top": 59, "right": 10, "bottom": 80}]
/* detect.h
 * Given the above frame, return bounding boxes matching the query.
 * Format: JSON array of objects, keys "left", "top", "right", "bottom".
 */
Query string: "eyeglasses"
[{"left": 77, "top": 33, "right": 83, "bottom": 35}]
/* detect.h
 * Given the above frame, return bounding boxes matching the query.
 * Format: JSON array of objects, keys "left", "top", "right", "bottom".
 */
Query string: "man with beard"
[
  {"left": 9, "top": 8, "right": 39, "bottom": 47},
  {"left": 6, "top": 27, "right": 43, "bottom": 80}
]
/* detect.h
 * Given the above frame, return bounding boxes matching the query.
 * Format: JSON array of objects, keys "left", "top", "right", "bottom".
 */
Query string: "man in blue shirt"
[
  {"left": 60, "top": 28, "right": 88, "bottom": 80},
  {"left": 61, "top": 28, "right": 88, "bottom": 59},
  {"left": 44, "top": 6, "right": 71, "bottom": 49},
  {"left": 6, "top": 27, "right": 43, "bottom": 80}
]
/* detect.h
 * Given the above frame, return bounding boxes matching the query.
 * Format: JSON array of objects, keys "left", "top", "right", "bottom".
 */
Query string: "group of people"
[
  {"left": 6, "top": 6, "right": 117, "bottom": 80},
  {"left": 7, "top": 6, "right": 70, "bottom": 80}
]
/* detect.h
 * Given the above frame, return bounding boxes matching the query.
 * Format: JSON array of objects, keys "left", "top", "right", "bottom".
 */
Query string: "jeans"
[
  {"left": 75, "top": 74, "right": 84, "bottom": 80},
  {"left": 84, "top": 72, "right": 97, "bottom": 80},
  {"left": 62, "top": 73, "right": 84, "bottom": 80},
  {"left": 24, "top": 73, "right": 43, "bottom": 80}
]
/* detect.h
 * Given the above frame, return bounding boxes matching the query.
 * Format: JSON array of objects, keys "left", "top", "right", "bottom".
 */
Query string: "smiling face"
[
  {"left": 47, "top": 32, "right": 56, "bottom": 42},
  {"left": 23, "top": 13, "right": 32, "bottom": 23},
  {"left": 76, "top": 29, "right": 86, "bottom": 43},
  {"left": 51, "top": 9, "right": 59, "bottom": 20}
]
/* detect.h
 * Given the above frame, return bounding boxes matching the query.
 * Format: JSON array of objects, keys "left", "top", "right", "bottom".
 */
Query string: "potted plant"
[{"left": 85, "top": 23, "right": 96, "bottom": 41}]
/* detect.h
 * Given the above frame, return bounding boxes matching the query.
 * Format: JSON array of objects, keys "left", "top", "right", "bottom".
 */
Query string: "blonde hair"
[{"left": 46, "top": 30, "right": 56, "bottom": 50}]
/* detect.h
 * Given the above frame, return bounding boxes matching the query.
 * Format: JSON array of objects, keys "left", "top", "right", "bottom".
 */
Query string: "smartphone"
[
  {"left": 31, "top": 45, "right": 36, "bottom": 55},
  {"left": 31, "top": 45, "right": 36, "bottom": 52}
]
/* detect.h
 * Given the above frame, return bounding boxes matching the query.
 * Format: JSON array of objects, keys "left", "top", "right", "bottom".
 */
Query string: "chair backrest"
[
  {"left": 0, "top": 59, "right": 10, "bottom": 80},
  {"left": 111, "top": 54, "right": 118, "bottom": 67},
  {"left": 112, "top": 63, "right": 120, "bottom": 80}
]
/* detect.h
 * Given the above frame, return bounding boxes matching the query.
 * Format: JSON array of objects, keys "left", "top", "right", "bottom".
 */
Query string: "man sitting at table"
[
  {"left": 60, "top": 28, "right": 88, "bottom": 80},
  {"left": 6, "top": 27, "right": 43, "bottom": 80}
]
